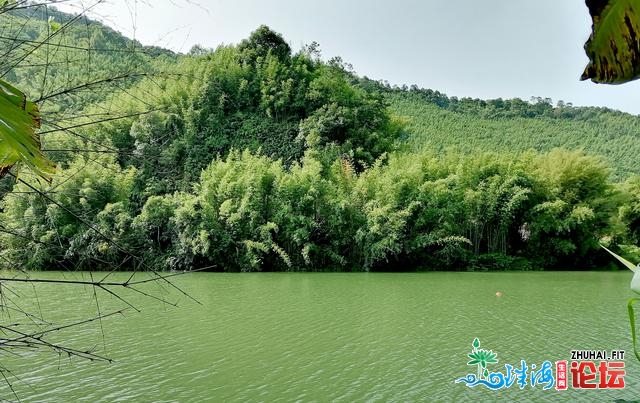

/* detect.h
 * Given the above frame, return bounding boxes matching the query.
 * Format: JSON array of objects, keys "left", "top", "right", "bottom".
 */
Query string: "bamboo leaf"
[
  {"left": 632, "top": 270, "right": 640, "bottom": 294},
  {"left": 0, "top": 78, "right": 55, "bottom": 181},
  {"left": 582, "top": 0, "right": 640, "bottom": 83},
  {"left": 601, "top": 244, "right": 638, "bottom": 272},
  {"left": 628, "top": 298, "right": 640, "bottom": 361}
]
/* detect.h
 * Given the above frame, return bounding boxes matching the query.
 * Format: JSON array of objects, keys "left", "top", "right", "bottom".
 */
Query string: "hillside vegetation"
[
  {"left": 377, "top": 85, "right": 640, "bottom": 179},
  {"left": 1, "top": 6, "right": 639, "bottom": 272},
  {"left": 1, "top": 5, "right": 173, "bottom": 111}
]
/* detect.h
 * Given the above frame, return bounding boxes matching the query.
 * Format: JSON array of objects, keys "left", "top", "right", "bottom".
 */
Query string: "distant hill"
[
  {"left": 360, "top": 82, "right": 640, "bottom": 180},
  {"left": 0, "top": 4, "right": 175, "bottom": 111}
]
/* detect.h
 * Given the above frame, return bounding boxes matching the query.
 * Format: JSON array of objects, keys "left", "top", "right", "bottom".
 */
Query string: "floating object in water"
[{"left": 495, "top": 291, "right": 503, "bottom": 297}]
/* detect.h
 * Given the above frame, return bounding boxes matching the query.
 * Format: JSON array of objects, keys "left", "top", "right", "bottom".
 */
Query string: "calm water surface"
[{"left": 1, "top": 271, "right": 638, "bottom": 402}]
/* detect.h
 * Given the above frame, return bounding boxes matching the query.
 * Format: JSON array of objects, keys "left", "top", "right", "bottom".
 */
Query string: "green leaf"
[
  {"left": 628, "top": 298, "right": 640, "bottom": 362},
  {"left": 0, "top": 78, "right": 55, "bottom": 181},
  {"left": 632, "top": 270, "right": 640, "bottom": 294},
  {"left": 467, "top": 349, "right": 499, "bottom": 367},
  {"left": 48, "top": 16, "right": 61, "bottom": 32},
  {"left": 1, "top": 0, "right": 17, "bottom": 10},
  {"left": 601, "top": 244, "right": 638, "bottom": 272},
  {"left": 582, "top": 0, "right": 640, "bottom": 83},
  {"left": 473, "top": 338, "right": 480, "bottom": 349}
]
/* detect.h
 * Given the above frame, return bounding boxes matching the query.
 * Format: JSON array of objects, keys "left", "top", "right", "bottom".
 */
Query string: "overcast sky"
[{"left": 56, "top": 0, "right": 640, "bottom": 115}]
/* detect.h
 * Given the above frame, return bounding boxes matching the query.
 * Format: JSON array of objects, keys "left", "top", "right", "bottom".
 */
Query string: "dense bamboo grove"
[
  {"left": 3, "top": 145, "right": 635, "bottom": 271},
  {"left": 1, "top": 10, "right": 639, "bottom": 272}
]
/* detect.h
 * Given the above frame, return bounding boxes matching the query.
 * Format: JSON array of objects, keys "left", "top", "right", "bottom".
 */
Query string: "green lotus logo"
[{"left": 467, "top": 338, "right": 499, "bottom": 379}]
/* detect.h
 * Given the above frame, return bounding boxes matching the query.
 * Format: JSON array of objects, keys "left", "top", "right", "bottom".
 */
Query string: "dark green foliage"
[
  {"left": 92, "top": 26, "right": 400, "bottom": 192},
  {"left": 618, "top": 175, "right": 640, "bottom": 245},
  {"left": 238, "top": 25, "right": 292, "bottom": 64}
]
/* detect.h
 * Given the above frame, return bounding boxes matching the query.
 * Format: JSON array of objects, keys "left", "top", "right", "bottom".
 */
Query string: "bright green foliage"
[
  {"left": 0, "top": 10, "right": 637, "bottom": 272},
  {"left": 57, "top": 147, "right": 613, "bottom": 272},
  {"left": 299, "top": 65, "right": 403, "bottom": 170},
  {"left": 47, "top": 16, "right": 60, "bottom": 32},
  {"left": 384, "top": 88, "right": 640, "bottom": 179},
  {"left": 192, "top": 150, "right": 290, "bottom": 271},
  {"left": 0, "top": 78, "right": 55, "bottom": 180},
  {"left": 524, "top": 149, "right": 614, "bottom": 267},
  {"left": 238, "top": 25, "right": 292, "bottom": 64},
  {"left": 0, "top": 3, "right": 175, "bottom": 197},
  {"left": 0, "top": 157, "right": 136, "bottom": 270}
]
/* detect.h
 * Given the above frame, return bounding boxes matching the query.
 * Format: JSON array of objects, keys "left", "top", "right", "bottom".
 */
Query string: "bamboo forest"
[{"left": 2, "top": 9, "right": 639, "bottom": 274}]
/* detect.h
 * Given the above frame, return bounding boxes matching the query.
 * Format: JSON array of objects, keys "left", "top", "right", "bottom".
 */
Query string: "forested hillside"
[
  {"left": 370, "top": 83, "right": 640, "bottom": 179},
  {"left": 1, "top": 5, "right": 639, "bottom": 272},
  {"left": 1, "top": 5, "right": 174, "bottom": 110},
  {"left": 0, "top": 3, "right": 175, "bottom": 194}
]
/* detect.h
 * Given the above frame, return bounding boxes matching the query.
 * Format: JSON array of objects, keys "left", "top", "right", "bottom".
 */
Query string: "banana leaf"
[
  {"left": 0, "top": 78, "right": 55, "bottom": 181},
  {"left": 582, "top": 0, "right": 640, "bottom": 83}
]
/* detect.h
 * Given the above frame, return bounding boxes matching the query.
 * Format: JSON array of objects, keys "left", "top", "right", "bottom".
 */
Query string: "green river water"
[{"left": 1, "top": 271, "right": 639, "bottom": 402}]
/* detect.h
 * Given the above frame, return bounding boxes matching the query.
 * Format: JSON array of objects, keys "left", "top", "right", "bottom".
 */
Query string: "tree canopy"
[{"left": 1, "top": 7, "right": 639, "bottom": 273}]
